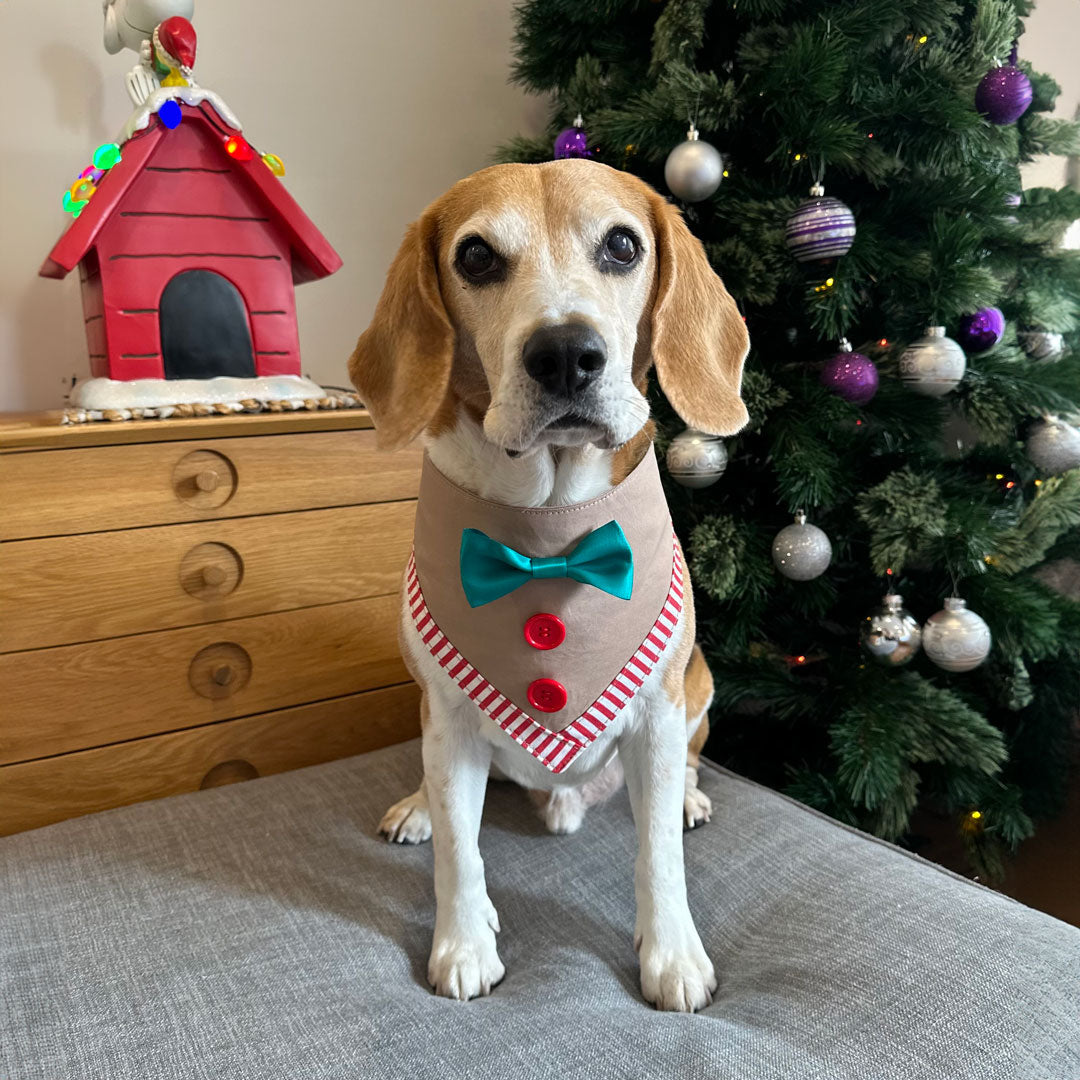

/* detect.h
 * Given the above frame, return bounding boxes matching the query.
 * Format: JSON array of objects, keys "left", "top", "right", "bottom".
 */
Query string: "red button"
[
  {"left": 523, "top": 613, "right": 566, "bottom": 651},
  {"left": 527, "top": 678, "right": 567, "bottom": 713}
]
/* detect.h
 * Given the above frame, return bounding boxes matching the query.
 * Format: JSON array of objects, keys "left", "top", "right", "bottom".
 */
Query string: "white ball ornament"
[
  {"left": 771, "top": 509, "right": 832, "bottom": 581},
  {"left": 898, "top": 326, "right": 967, "bottom": 397},
  {"left": 665, "top": 428, "right": 728, "bottom": 488},
  {"left": 1025, "top": 417, "right": 1080, "bottom": 475},
  {"left": 922, "top": 597, "right": 992, "bottom": 672},
  {"left": 1017, "top": 330, "right": 1065, "bottom": 363},
  {"left": 664, "top": 125, "right": 724, "bottom": 203},
  {"left": 860, "top": 593, "right": 922, "bottom": 667}
]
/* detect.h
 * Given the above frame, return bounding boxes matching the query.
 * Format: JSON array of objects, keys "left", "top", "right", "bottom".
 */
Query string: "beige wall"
[
  {"left": 1019, "top": 0, "right": 1080, "bottom": 195},
  {"left": 1, "top": 1, "right": 1076, "bottom": 412}
]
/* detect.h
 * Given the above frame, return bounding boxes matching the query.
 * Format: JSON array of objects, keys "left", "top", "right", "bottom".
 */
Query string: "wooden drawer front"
[
  {"left": 0, "top": 502, "right": 414, "bottom": 651},
  {"left": 0, "top": 596, "right": 408, "bottom": 764},
  {"left": 0, "top": 683, "right": 422, "bottom": 836},
  {"left": 0, "top": 429, "right": 422, "bottom": 539}
]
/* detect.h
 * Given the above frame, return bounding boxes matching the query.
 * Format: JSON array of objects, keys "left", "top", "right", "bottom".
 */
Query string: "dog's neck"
[{"left": 424, "top": 407, "right": 623, "bottom": 509}]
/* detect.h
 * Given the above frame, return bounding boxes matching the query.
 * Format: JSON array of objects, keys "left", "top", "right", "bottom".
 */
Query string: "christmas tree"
[{"left": 498, "top": 0, "right": 1080, "bottom": 879}]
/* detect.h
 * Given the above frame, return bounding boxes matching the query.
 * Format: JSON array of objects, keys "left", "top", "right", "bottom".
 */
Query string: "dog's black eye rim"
[
  {"left": 598, "top": 227, "right": 640, "bottom": 272},
  {"left": 455, "top": 236, "right": 505, "bottom": 283}
]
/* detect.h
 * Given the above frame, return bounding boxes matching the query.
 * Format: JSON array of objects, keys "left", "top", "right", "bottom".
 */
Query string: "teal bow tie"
[{"left": 459, "top": 520, "right": 634, "bottom": 608}]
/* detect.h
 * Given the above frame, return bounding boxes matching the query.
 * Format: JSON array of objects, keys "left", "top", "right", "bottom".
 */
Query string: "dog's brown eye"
[
  {"left": 602, "top": 228, "right": 638, "bottom": 268},
  {"left": 457, "top": 238, "right": 501, "bottom": 281}
]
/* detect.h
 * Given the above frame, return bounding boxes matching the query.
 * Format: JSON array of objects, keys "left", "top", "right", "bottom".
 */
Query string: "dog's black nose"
[{"left": 523, "top": 324, "right": 607, "bottom": 398}]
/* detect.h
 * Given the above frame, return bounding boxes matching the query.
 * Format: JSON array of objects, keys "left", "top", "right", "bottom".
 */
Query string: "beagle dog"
[{"left": 349, "top": 159, "right": 749, "bottom": 1012}]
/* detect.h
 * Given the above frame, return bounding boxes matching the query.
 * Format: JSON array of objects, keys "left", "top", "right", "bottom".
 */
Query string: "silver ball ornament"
[
  {"left": 860, "top": 593, "right": 922, "bottom": 667},
  {"left": 665, "top": 428, "right": 728, "bottom": 488},
  {"left": 898, "top": 326, "right": 967, "bottom": 397},
  {"left": 664, "top": 125, "right": 723, "bottom": 203},
  {"left": 922, "top": 597, "right": 992, "bottom": 672},
  {"left": 771, "top": 509, "right": 832, "bottom": 581},
  {"left": 1018, "top": 330, "right": 1065, "bottom": 363},
  {"left": 1025, "top": 417, "right": 1080, "bottom": 475}
]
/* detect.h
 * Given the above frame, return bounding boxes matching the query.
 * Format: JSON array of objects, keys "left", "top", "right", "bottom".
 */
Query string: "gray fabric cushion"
[{"left": 1, "top": 738, "right": 1077, "bottom": 1080}]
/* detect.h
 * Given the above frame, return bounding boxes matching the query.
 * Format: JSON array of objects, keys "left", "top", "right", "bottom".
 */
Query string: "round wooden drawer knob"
[
  {"left": 195, "top": 469, "right": 221, "bottom": 493},
  {"left": 189, "top": 642, "right": 252, "bottom": 700},
  {"left": 172, "top": 449, "right": 238, "bottom": 508},
  {"left": 201, "top": 565, "right": 228, "bottom": 588},
  {"left": 180, "top": 542, "right": 243, "bottom": 599}
]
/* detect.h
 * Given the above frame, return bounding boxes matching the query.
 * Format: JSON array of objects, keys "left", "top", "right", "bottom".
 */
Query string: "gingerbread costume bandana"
[{"left": 407, "top": 450, "right": 685, "bottom": 773}]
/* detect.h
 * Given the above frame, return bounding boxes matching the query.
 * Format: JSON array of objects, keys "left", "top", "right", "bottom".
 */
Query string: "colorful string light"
[
  {"left": 158, "top": 99, "right": 183, "bottom": 129},
  {"left": 224, "top": 134, "right": 255, "bottom": 161},
  {"left": 62, "top": 144, "right": 121, "bottom": 218}
]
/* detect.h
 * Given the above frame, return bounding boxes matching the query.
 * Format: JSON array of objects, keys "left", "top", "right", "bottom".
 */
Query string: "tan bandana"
[{"left": 407, "top": 450, "right": 685, "bottom": 773}]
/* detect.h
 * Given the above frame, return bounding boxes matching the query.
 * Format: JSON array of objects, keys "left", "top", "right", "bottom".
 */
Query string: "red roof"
[{"left": 40, "top": 101, "right": 342, "bottom": 284}]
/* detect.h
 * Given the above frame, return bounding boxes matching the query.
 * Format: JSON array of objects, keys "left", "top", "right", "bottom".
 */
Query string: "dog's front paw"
[
  {"left": 637, "top": 932, "right": 717, "bottom": 1013},
  {"left": 683, "top": 783, "right": 712, "bottom": 830},
  {"left": 378, "top": 789, "right": 431, "bottom": 844},
  {"left": 542, "top": 787, "right": 586, "bottom": 835},
  {"left": 428, "top": 927, "right": 505, "bottom": 1000}
]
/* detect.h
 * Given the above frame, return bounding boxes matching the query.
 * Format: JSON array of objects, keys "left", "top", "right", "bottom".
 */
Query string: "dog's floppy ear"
[
  {"left": 348, "top": 208, "right": 454, "bottom": 451},
  {"left": 648, "top": 193, "right": 750, "bottom": 436}
]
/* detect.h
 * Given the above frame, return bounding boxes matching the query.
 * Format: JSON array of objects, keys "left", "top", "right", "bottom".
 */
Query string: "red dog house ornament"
[{"left": 41, "top": 14, "right": 342, "bottom": 417}]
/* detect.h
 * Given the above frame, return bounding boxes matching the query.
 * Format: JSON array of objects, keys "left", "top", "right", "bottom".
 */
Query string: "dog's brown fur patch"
[
  {"left": 609, "top": 421, "right": 655, "bottom": 486},
  {"left": 685, "top": 644, "right": 713, "bottom": 722},
  {"left": 685, "top": 646, "right": 713, "bottom": 769},
  {"left": 662, "top": 538, "right": 697, "bottom": 709}
]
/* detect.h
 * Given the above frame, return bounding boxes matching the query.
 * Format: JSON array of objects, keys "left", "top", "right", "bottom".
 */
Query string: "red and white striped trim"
[{"left": 405, "top": 533, "right": 684, "bottom": 774}]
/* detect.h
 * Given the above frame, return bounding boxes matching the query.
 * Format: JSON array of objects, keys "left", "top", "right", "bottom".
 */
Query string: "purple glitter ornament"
[
  {"left": 957, "top": 307, "right": 1005, "bottom": 353},
  {"left": 975, "top": 47, "right": 1033, "bottom": 125},
  {"left": 786, "top": 184, "right": 856, "bottom": 263},
  {"left": 820, "top": 340, "right": 878, "bottom": 405},
  {"left": 554, "top": 114, "right": 590, "bottom": 159}
]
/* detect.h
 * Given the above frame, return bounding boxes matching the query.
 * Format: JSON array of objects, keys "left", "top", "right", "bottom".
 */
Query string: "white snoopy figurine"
[{"left": 102, "top": 0, "right": 195, "bottom": 107}]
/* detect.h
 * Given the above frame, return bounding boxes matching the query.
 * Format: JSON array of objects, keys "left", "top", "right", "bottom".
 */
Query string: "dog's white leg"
[
  {"left": 378, "top": 780, "right": 432, "bottom": 844},
  {"left": 423, "top": 714, "right": 504, "bottom": 1000},
  {"left": 620, "top": 702, "right": 716, "bottom": 1012}
]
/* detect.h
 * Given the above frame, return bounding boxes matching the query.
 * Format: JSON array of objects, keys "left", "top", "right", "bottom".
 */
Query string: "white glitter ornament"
[
  {"left": 1025, "top": 417, "right": 1080, "bottom": 475},
  {"left": 1017, "top": 330, "right": 1065, "bottom": 363},
  {"left": 771, "top": 509, "right": 832, "bottom": 581},
  {"left": 860, "top": 593, "right": 922, "bottom": 667},
  {"left": 922, "top": 597, "right": 992, "bottom": 672},
  {"left": 899, "top": 326, "right": 967, "bottom": 397},
  {"left": 665, "top": 428, "right": 728, "bottom": 488},
  {"left": 664, "top": 125, "right": 724, "bottom": 203}
]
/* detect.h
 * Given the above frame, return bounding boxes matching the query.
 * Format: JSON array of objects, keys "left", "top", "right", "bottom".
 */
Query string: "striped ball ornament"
[{"left": 785, "top": 183, "right": 856, "bottom": 263}]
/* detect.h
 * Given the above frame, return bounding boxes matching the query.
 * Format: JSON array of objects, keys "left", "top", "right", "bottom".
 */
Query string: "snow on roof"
[{"left": 40, "top": 96, "right": 342, "bottom": 283}]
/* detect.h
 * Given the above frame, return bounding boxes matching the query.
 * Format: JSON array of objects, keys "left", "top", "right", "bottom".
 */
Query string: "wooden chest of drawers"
[{"left": 0, "top": 410, "right": 422, "bottom": 834}]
